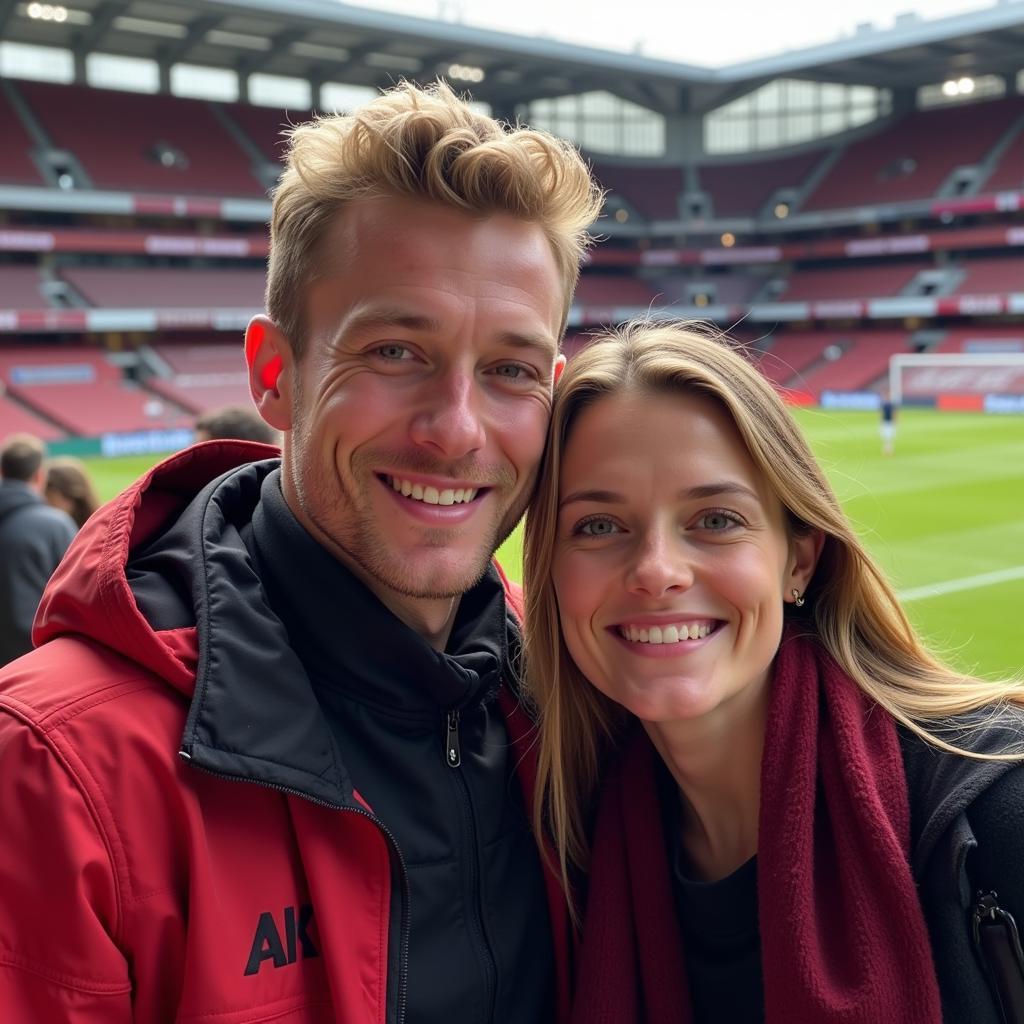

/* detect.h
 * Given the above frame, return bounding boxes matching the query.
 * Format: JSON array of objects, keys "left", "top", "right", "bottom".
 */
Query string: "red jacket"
[{"left": 0, "top": 442, "right": 569, "bottom": 1023}]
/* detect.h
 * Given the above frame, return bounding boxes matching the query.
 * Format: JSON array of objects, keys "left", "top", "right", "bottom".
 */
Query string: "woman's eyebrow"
[
  {"left": 559, "top": 489, "right": 624, "bottom": 508},
  {"left": 559, "top": 481, "right": 761, "bottom": 509}
]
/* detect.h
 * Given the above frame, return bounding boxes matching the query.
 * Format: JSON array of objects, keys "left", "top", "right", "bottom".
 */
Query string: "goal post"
[{"left": 889, "top": 352, "right": 1024, "bottom": 409}]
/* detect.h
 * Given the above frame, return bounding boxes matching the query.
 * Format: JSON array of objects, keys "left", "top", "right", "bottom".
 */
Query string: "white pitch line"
[{"left": 898, "top": 565, "right": 1024, "bottom": 603}]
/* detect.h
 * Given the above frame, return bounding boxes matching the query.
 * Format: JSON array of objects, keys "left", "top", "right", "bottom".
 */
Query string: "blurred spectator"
[
  {"left": 0, "top": 434, "right": 76, "bottom": 664},
  {"left": 45, "top": 456, "right": 101, "bottom": 530},
  {"left": 194, "top": 404, "right": 280, "bottom": 445}
]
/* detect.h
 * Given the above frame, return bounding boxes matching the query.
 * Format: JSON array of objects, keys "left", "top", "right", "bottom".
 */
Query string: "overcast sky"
[{"left": 345, "top": 0, "right": 1004, "bottom": 66}]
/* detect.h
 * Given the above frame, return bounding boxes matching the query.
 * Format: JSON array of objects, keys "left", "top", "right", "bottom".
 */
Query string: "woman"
[
  {"left": 44, "top": 456, "right": 100, "bottom": 530},
  {"left": 524, "top": 322, "right": 1024, "bottom": 1024}
]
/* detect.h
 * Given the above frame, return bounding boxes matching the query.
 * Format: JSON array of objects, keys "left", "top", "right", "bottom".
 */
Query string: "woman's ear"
[
  {"left": 245, "top": 315, "right": 293, "bottom": 432},
  {"left": 787, "top": 527, "right": 825, "bottom": 600}
]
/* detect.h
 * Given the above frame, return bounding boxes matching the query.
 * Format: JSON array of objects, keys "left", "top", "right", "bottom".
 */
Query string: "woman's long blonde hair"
[{"left": 524, "top": 320, "right": 1023, "bottom": 900}]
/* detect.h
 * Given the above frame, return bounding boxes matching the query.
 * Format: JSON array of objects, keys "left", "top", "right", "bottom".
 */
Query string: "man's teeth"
[
  {"left": 388, "top": 477, "right": 478, "bottom": 505},
  {"left": 620, "top": 623, "right": 713, "bottom": 644}
]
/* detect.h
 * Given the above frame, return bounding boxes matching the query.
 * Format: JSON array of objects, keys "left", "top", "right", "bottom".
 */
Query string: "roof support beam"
[
  {"left": 71, "top": 2, "right": 127, "bottom": 60},
  {"left": 0, "top": 0, "right": 18, "bottom": 37},
  {"left": 157, "top": 14, "right": 223, "bottom": 68}
]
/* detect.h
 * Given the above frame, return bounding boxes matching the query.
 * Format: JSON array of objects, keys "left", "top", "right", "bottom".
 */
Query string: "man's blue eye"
[
  {"left": 495, "top": 364, "right": 527, "bottom": 379},
  {"left": 377, "top": 344, "right": 410, "bottom": 360}
]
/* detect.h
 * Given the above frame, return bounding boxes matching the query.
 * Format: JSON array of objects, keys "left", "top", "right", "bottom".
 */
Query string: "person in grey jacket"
[{"left": 0, "top": 434, "right": 76, "bottom": 665}]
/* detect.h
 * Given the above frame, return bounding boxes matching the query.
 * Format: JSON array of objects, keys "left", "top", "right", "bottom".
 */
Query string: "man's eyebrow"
[
  {"left": 496, "top": 331, "right": 559, "bottom": 359},
  {"left": 339, "top": 307, "right": 440, "bottom": 338},
  {"left": 559, "top": 481, "right": 761, "bottom": 508},
  {"left": 333, "top": 312, "right": 556, "bottom": 357}
]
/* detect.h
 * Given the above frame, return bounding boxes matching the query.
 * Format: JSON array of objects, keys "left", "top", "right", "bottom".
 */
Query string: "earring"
[{"left": 791, "top": 588, "right": 805, "bottom": 607}]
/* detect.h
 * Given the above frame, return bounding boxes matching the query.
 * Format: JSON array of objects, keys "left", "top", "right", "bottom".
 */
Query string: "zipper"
[
  {"left": 445, "top": 709, "right": 461, "bottom": 767},
  {"left": 441, "top": 714, "right": 498, "bottom": 1021},
  {"left": 180, "top": 751, "right": 410, "bottom": 1024}
]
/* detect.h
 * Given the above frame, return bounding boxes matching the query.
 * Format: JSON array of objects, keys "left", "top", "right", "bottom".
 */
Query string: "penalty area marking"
[{"left": 898, "top": 565, "right": 1024, "bottom": 603}]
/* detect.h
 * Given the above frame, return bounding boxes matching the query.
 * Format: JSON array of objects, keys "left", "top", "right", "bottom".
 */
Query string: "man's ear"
[
  {"left": 553, "top": 352, "right": 567, "bottom": 385},
  {"left": 245, "top": 315, "right": 293, "bottom": 432}
]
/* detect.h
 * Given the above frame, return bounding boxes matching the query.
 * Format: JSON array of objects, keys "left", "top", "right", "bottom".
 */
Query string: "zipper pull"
[{"left": 445, "top": 710, "right": 461, "bottom": 768}]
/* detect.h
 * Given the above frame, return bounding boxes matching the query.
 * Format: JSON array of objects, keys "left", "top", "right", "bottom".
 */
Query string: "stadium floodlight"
[
  {"left": 941, "top": 76, "right": 976, "bottom": 98},
  {"left": 27, "top": 2, "right": 68, "bottom": 20},
  {"left": 889, "top": 352, "right": 1024, "bottom": 407},
  {"left": 448, "top": 63, "right": 485, "bottom": 83}
]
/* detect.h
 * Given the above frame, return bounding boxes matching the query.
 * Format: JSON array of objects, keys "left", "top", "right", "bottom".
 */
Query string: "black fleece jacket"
[{"left": 902, "top": 712, "right": 1024, "bottom": 1023}]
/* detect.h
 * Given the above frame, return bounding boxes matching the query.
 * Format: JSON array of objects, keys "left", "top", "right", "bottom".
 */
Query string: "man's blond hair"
[{"left": 267, "top": 80, "right": 603, "bottom": 356}]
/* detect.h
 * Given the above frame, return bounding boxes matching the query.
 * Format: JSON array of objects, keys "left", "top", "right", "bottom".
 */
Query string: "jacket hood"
[
  {"left": 899, "top": 711, "right": 1024, "bottom": 873},
  {"left": 33, "top": 440, "right": 279, "bottom": 700},
  {"left": 0, "top": 479, "right": 42, "bottom": 521}
]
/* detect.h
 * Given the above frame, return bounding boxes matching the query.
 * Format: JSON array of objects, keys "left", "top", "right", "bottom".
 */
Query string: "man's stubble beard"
[{"left": 288, "top": 398, "right": 533, "bottom": 602}]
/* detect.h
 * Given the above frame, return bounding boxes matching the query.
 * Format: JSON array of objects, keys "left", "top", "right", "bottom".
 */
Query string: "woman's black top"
[{"left": 660, "top": 771, "right": 765, "bottom": 1023}]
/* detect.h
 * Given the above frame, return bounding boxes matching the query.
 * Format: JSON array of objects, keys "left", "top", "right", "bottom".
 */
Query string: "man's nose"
[{"left": 409, "top": 368, "right": 486, "bottom": 459}]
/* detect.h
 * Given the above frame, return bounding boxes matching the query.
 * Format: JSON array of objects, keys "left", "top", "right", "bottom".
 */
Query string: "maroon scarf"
[{"left": 571, "top": 628, "right": 943, "bottom": 1024}]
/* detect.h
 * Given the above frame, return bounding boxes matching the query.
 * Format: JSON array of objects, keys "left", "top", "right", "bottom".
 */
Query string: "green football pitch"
[{"left": 84, "top": 409, "right": 1023, "bottom": 680}]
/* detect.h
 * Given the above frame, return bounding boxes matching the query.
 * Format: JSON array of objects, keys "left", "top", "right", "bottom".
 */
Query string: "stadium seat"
[
  {"left": 17, "top": 81, "right": 267, "bottom": 196},
  {"left": 60, "top": 267, "right": 266, "bottom": 310},
  {"left": 0, "top": 87, "right": 46, "bottom": 186},
  {"left": 697, "top": 149, "right": 824, "bottom": 218},
  {"left": 804, "top": 97, "right": 1024, "bottom": 209},
  {"left": 781, "top": 260, "right": 930, "bottom": 301}
]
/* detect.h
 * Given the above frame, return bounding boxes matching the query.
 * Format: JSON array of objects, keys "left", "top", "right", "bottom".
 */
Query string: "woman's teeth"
[{"left": 619, "top": 622, "right": 713, "bottom": 644}]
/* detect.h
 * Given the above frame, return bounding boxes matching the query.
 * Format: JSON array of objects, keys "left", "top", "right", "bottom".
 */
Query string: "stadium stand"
[
  {"left": 146, "top": 342, "right": 251, "bottom": 414},
  {"left": 589, "top": 163, "right": 684, "bottom": 220},
  {"left": 0, "top": 266, "right": 45, "bottom": 309},
  {"left": 804, "top": 97, "right": 1024, "bottom": 209},
  {"left": 933, "top": 325, "right": 1024, "bottom": 353},
  {"left": 780, "top": 261, "right": 930, "bottom": 301},
  {"left": 697, "top": 149, "right": 825, "bottom": 218},
  {"left": 574, "top": 275, "right": 659, "bottom": 306},
  {"left": 16, "top": 81, "right": 266, "bottom": 196},
  {"left": 0, "top": 393, "right": 65, "bottom": 441},
  {"left": 12, "top": 379, "right": 194, "bottom": 436},
  {"left": 753, "top": 333, "right": 837, "bottom": 388},
  {"left": 954, "top": 257, "right": 1024, "bottom": 294},
  {"left": 60, "top": 267, "right": 266, "bottom": 309},
  {"left": 796, "top": 332, "right": 911, "bottom": 395},
  {"left": 225, "top": 102, "right": 310, "bottom": 163},
  {"left": 0, "top": 346, "right": 192, "bottom": 436},
  {"left": 981, "top": 128, "right": 1024, "bottom": 193},
  {"left": 0, "top": 85, "right": 44, "bottom": 186}
]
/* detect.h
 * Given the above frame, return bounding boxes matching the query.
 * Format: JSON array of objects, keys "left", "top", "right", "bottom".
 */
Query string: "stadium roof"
[{"left": 3, "top": 0, "right": 1024, "bottom": 113}]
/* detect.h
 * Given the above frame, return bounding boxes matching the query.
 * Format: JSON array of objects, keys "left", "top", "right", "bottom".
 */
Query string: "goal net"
[{"left": 888, "top": 353, "right": 1024, "bottom": 413}]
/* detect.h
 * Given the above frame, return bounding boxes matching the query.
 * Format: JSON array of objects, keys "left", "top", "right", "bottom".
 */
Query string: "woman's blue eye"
[
  {"left": 698, "top": 511, "right": 736, "bottom": 530},
  {"left": 579, "top": 518, "right": 618, "bottom": 536}
]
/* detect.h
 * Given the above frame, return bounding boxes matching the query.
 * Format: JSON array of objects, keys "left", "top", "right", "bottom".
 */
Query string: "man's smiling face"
[{"left": 281, "top": 196, "right": 566, "bottom": 606}]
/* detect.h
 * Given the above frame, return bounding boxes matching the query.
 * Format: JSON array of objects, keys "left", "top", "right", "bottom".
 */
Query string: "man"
[
  {"left": 879, "top": 391, "right": 897, "bottom": 456},
  {"left": 194, "top": 403, "right": 281, "bottom": 445},
  {"left": 0, "top": 433, "right": 76, "bottom": 664},
  {"left": 0, "top": 82, "right": 601, "bottom": 1022}
]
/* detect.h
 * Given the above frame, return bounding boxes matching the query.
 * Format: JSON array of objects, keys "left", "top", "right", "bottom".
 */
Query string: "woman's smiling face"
[{"left": 551, "top": 387, "right": 819, "bottom": 725}]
